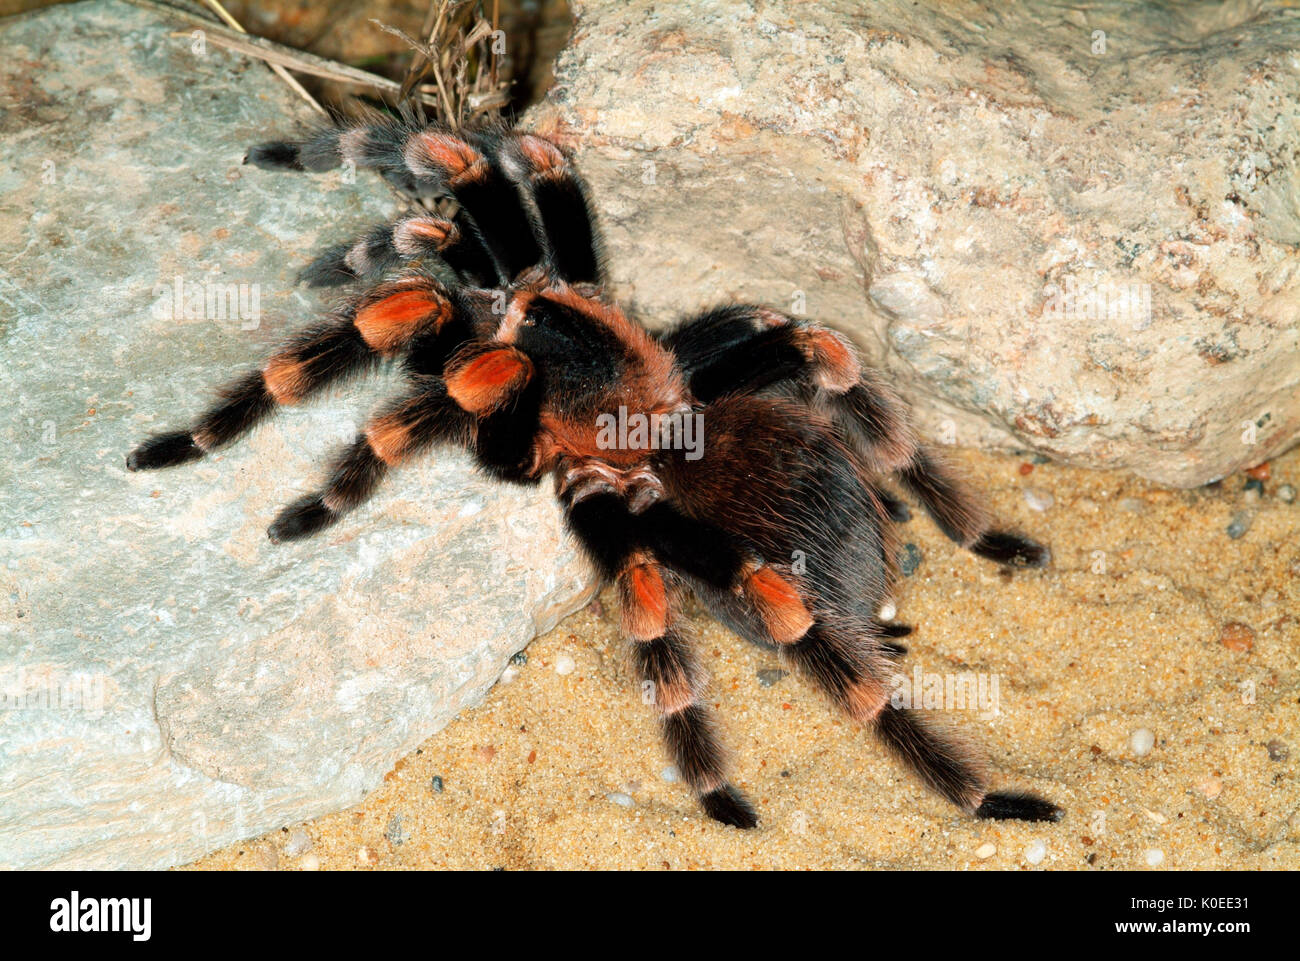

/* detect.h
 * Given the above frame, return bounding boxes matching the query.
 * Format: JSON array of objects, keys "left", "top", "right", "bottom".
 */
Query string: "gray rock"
[
  {"left": 1226, "top": 509, "right": 1254, "bottom": 539},
  {"left": 898, "top": 543, "right": 924, "bottom": 576},
  {"left": 0, "top": 1, "right": 593, "bottom": 869},
  {"left": 528, "top": 0, "right": 1300, "bottom": 487}
]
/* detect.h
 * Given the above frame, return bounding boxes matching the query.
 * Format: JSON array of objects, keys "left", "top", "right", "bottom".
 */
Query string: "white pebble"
[
  {"left": 877, "top": 600, "right": 897, "bottom": 622},
  {"left": 660, "top": 765, "right": 680, "bottom": 783},
  {"left": 1145, "top": 848, "right": 1164, "bottom": 867},
  {"left": 298, "top": 853, "right": 320, "bottom": 871},
  {"left": 606, "top": 791, "right": 634, "bottom": 808},
  {"left": 555, "top": 654, "right": 576, "bottom": 676},
  {"left": 284, "top": 826, "right": 312, "bottom": 858},
  {"left": 1024, "top": 840, "right": 1047, "bottom": 865},
  {"left": 1130, "top": 728, "right": 1155, "bottom": 757},
  {"left": 499, "top": 664, "right": 520, "bottom": 684},
  {"left": 1023, "top": 488, "right": 1055, "bottom": 512},
  {"left": 974, "top": 842, "right": 997, "bottom": 859}
]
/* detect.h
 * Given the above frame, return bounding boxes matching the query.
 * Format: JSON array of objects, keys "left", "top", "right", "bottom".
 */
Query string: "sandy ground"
[{"left": 186, "top": 446, "right": 1299, "bottom": 870}]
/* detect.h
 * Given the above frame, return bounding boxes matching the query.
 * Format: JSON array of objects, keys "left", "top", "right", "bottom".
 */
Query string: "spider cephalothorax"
[{"left": 126, "top": 118, "right": 1062, "bottom": 828}]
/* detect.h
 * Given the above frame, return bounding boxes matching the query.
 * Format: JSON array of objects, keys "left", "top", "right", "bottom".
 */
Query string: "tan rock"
[{"left": 530, "top": 0, "right": 1300, "bottom": 486}]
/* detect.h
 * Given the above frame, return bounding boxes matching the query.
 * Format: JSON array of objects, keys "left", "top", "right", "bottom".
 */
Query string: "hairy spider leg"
[
  {"left": 248, "top": 123, "right": 602, "bottom": 287},
  {"left": 126, "top": 278, "right": 457, "bottom": 471},
  {"left": 662, "top": 305, "right": 1050, "bottom": 568}
]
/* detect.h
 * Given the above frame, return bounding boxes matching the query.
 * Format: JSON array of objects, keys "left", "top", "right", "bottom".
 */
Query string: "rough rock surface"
[
  {"left": 0, "top": 1, "right": 592, "bottom": 869},
  {"left": 529, "top": 0, "right": 1300, "bottom": 487}
]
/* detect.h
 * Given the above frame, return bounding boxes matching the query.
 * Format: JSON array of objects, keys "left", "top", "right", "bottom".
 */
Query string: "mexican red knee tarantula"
[{"left": 127, "top": 119, "right": 1062, "bottom": 828}]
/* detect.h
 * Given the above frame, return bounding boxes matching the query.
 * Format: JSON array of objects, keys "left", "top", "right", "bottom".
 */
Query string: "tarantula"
[{"left": 126, "top": 119, "right": 1062, "bottom": 828}]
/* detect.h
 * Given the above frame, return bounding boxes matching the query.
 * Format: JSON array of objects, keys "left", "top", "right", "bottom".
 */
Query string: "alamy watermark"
[
  {"left": 151, "top": 275, "right": 261, "bottom": 329},
  {"left": 1042, "top": 275, "right": 1151, "bottom": 329},
  {"left": 50, "top": 892, "right": 150, "bottom": 941},
  {"left": 595, "top": 405, "right": 705, "bottom": 461},
  {"left": 1, "top": 667, "right": 106, "bottom": 712},
  {"left": 889, "top": 665, "right": 1001, "bottom": 720}
]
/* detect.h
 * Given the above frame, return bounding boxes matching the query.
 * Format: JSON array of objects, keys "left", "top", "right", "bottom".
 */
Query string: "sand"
[{"left": 185, "top": 447, "right": 1299, "bottom": 870}]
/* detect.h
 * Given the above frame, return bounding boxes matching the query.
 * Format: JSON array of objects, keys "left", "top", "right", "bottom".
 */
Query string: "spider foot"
[
  {"left": 972, "top": 531, "right": 1051, "bottom": 568},
  {"left": 874, "top": 620, "right": 913, "bottom": 639},
  {"left": 126, "top": 432, "right": 203, "bottom": 471},
  {"left": 974, "top": 791, "right": 1064, "bottom": 823},
  {"left": 268, "top": 496, "right": 333, "bottom": 544},
  {"left": 700, "top": 784, "right": 759, "bottom": 829}
]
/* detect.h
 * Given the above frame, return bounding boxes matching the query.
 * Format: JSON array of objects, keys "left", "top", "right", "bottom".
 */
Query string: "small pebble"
[
  {"left": 284, "top": 826, "right": 312, "bottom": 858},
  {"left": 898, "top": 543, "right": 923, "bottom": 576},
  {"left": 1130, "top": 728, "right": 1156, "bottom": 757},
  {"left": 1144, "top": 848, "right": 1164, "bottom": 867},
  {"left": 606, "top": 791, "right": 635, "bottom": 808},
  {"left": 1277, "top": 484, "right": 1296, "bottom": 503},
  {"left": 430, "top": 775, "right": 444, "bottom": 794},
  {"left": 1018, "top": 462, "right": 1034, "bottom": 475},
  {"left": 878, "top": 600, "right": 897, "bottom": 621},
  {"left": 1032, "top": 453, "right": 1050, "bottom": 464},
  {"left": 384, "top": 813, "right": 406, "bottom": 846},
  {"left": 1226, "top": 510, "right": 1253, "bottom": 539},
  {"left": 298, "top": 852, "right": 320, "bottom": 871},
  {"left": 661, "top": 765, "right": 680, "bottom": 783},
  {"left": 1024, "top": 840, "right": 1047, "bottom": 865},
  {"left": 1244, "top": 462, "right": 1270, "bottom": 481},
  {"left": 1243, "top": 478, "right": 1264, "bottom": 501},
  {"left": 1023, "top": 488, "right": 1054, "bottom": 512},
  {"left": 975, "top": 842, "right": 997, "bottom": 859},
  {"left": 1267, "top": 739, "right": 1289, "bottom": 762},
  {"left": 499, "top": 664, "right": 520, "bottom": 684},
  {"left": 1219, "top": 622, "right": 1255, "bottom": 653},
  {"left": 1118, "top": 497, "right": 1145, "bottom": 513},
  {"left": 757, "top": 668, "right": 789, "bottom": 688},
  {"left": 555, "top": 653, "right": 576, "bottom": 675},
  {"left": 1197, "top": 776, "right": 1223, "bottom": 799},
  {"left": 510, "top": 651, "right": 528, "bottom": 666},
  {"left": 1143, "top": 809, "right": 1168, "bottom": 825},
  {"left": 357, "top": 845, "right": 379, "bottom": 866}
]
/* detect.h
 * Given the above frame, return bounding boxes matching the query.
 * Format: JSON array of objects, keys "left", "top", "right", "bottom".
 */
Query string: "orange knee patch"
[
  {"left": 804, "top": 328, "right": 860, "bottom": 392},
  {"left": 409, "top": 132, "right": 488, "bottom": 186},
  {"left": 745, "top": 567, "right": 813, "bottom": 643},
  {"left": 843, "top": 674, "right": 888, "bottom": 723},
  {"left": 393, "top": 217, "right": 458, "bottom": 255},
  {"left": 262, "top": 355, "right": 310, "bottom": 405},
  {"left": 620, "top": 563, "right": 668, "bottom": 641},
  {"left": 517, "top": 135, "right": 568, "bottom": 178},
  {"left": 647, "top": 669, "right": 694, "bottom": 715},
  {"left": 365, "top": 413, "right": 414, "bottom": 466},
  {"left": 445, "top": 348, "right": 532, "bottom": 414},
  {"left": 353, "top": 290, "right": 449, "bottom": 355}
]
